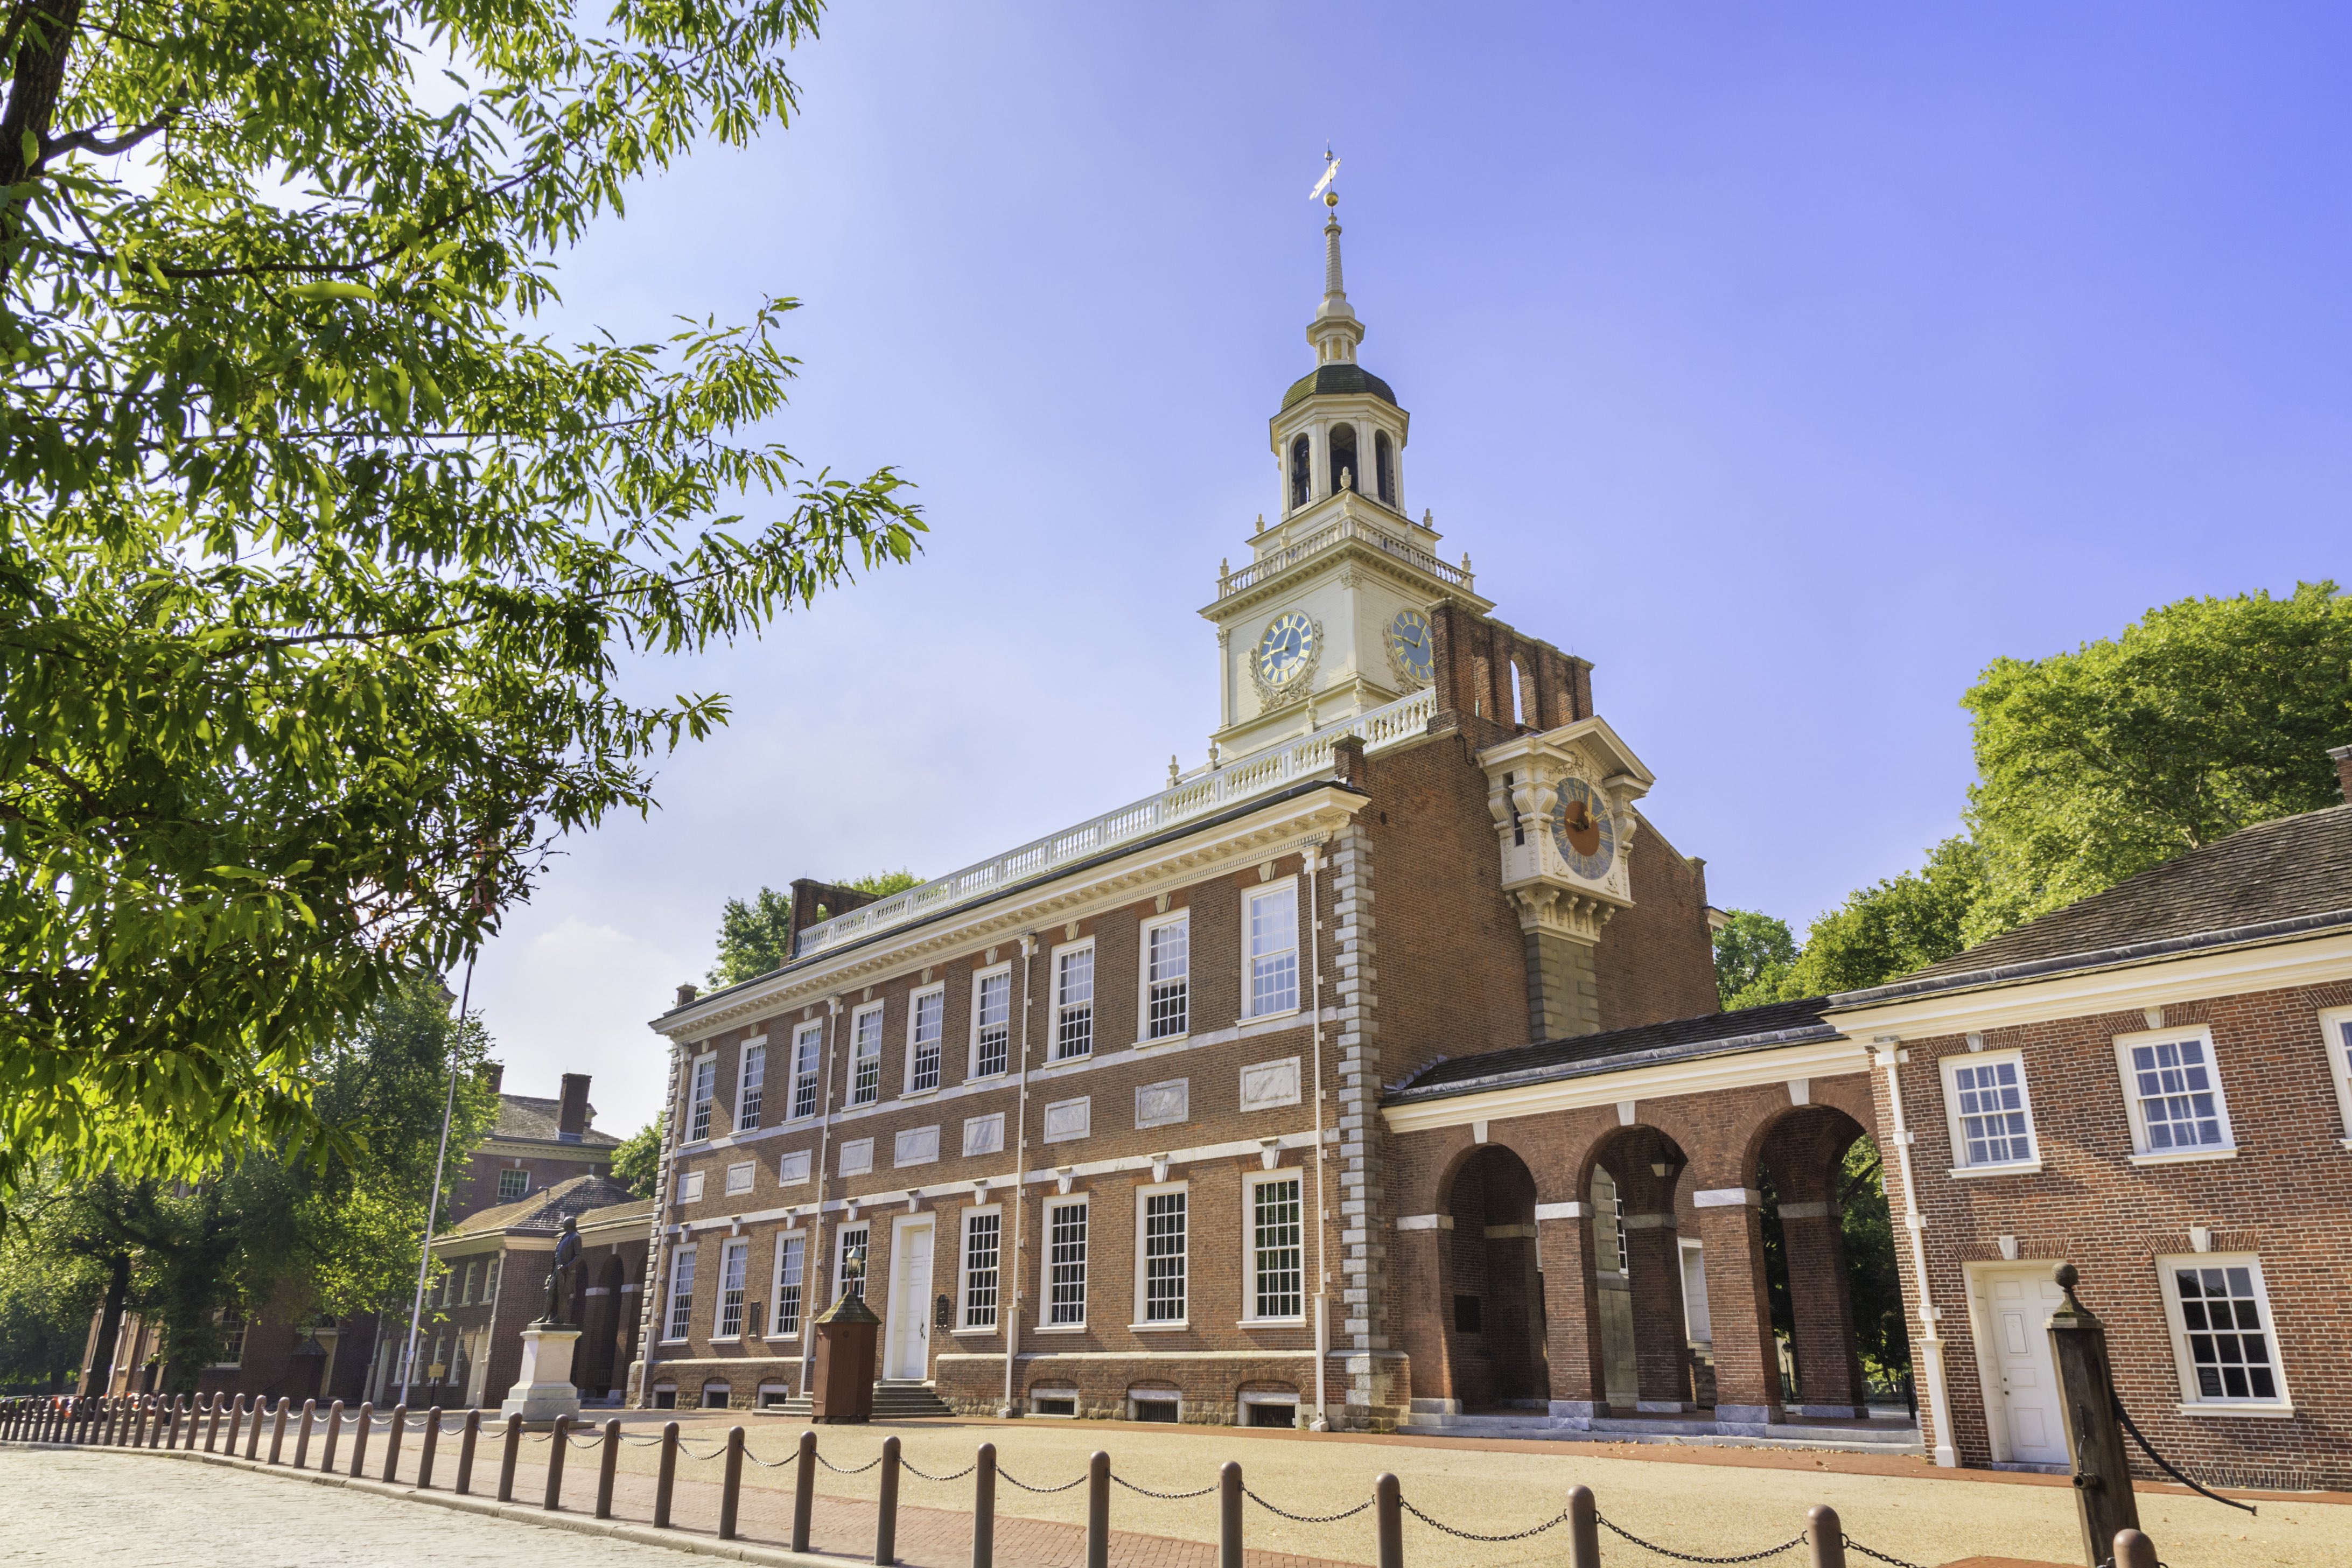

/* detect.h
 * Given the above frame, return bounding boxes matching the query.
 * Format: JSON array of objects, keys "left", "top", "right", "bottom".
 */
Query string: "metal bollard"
[
  {"left": 718, "top": 1425, "right": 746, "bottom": 1541},
  {"left": 544, "top": 1413, "right": 571, "bottom": 1510},
  {"left": 1219, "top": 1461, "right": 1243, "bottom": 1568},
  {"left": 269, "top": 1397, "right": 290, "bottom": 1464},
  {"left": 1086, "top": 1451, "right": 1111, "bottom": 1568},
  {"left": 595, "top": 1418, "right": 621, "bottom": 1520},
  {"left": 382, "top": 1402, "right": 407, "bottom": 1482},
  {"left": 319, "top": 1400, "right": 345, "bottom": 1473},
  {"left": 245, "top": 1395, "right": 265, "bottom": 1459},
  {"left": 1808, "top": 1504, "right": 1846, "bottom": 1568},
  {"left": 205, "top": 1394, "right": 223, "bottom": 1453},
  {"left": 1374, "top": 1473, "right": 1402, "bottom": 1568},
  {"left": 973, "top": 1442, "right": 997, "bottom": 1568},
  {"left": 497, "top": 1412, "right": 522, "bottom": 1502},
  {"left": 348, "top": 1401, "right": 373, "bottom": 1479},
  {"left": 876, "top": 1434, "right": 901, "bottom": 1565},
  {"left": 132, "top": 1396, "right": 151, "bottom": 1448},
  {"left": 790, "top": 1429, "right": 816, "bottom": 1550},
  {"left": 2112, "top": 1529, "right": 2159, "bottom": 1568},
  {"left": 164, "top": 1395, "right": 181, "bottom": 1450},
  {"left": 294, "top": 1400, "right": 316, "bottom": 1469},
  {"left": 455, "top": 1409, "right": 480, "bottom": 1495},
  {"left": 417, "top": 1406, "right": 442, "bottom": 1489},
  {"left": 653, "top": 1420, "right": 681, "bottom": 1529},
  {"left": 1569, "top": 1485, "right": 1600, "bottom": 1568}
]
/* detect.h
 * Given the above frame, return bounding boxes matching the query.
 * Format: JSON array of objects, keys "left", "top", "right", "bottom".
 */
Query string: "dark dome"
[{"left": 1279, "top": 363, "right": 1398, "bottom": 411}]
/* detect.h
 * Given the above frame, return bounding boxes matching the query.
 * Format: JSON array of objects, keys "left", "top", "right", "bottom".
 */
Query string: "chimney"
[
  {"left": 485, "top": 1062, "right": 505, "bottom": 1095},
  {"left": 2333, "top": 744, "right": 2352, "bottom": 806},
  {"left": 675, "top": 982, "right": 698, "bottom": 1009},
  {"left": 557, "top": 1074, "right": 591, "bottom": 1142}
]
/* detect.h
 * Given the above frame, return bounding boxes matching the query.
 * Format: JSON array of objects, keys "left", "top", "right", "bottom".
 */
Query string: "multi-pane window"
[
  {"left": 2166, "top": 1261, "right": 2283, "bottom": 1403},
  {"left": 962, "top": 1210, "right": 1002, "bottom": 1329},
  {"left": 461, "top": 1262, "right": 478, "bottom": 1305},
  {"left": 1142, "top": 1190, "right": 1188, "bottom": 1323},
  {"left": 688, "top": 1056, "right": 717, "bottom": 1142},
  {"left": 485, "top": 1256, "right": 501, "bottom": 1301},
  {"left": 771, "top": 1235, "right": 806, "bottom": 1339},
  {"left": 1047, "top": 1199, "right": 1089, "bottom": 1326},
  {"left": 2124, "top": 1035, "right": 2231, "bottom": 1152},
  {"left": 1251, "top": 1177, "right": 1305, "bottom": 1319},
  {"left": 666, "top": 1248, "right": 697, "bottom": 1341},
  {"left": 790, "top": 1023, "right": 823, "bottom": 1120},
  {"left": 498, "top": 1168, "right": 528, "bottom": 1201},
  {"left": 738, "top": 1044, "right": 766, "bottom": 1131},
  {"left": 1247, "top": 883, "right": 1299, "bottom": 1017},
  {"left": 216, "top": 1310, "right": 248, "bottom": 1367},
  {"left": 2327, "top": 1008, "right": 2352, "bottom": 1139},
  {"left": 1947, "top": 1055, "right": 2035, "bottom": 1167},
  {"left": 974, "top": 971, "right": 1012, "bottom": 1077},
  {"left": 1055, "top": 947, "right": 1094, "bottom": 1060},
  {"left": 909, "top": 991, "right": 944, "bottom": 1093},
  {"left": 851, "top": 1006, "right": 885, "bottom": 1105},
  {"left": 717, "top": 1238, "right": 748, "bottom": 1340},
  {"left": 1145, "top": 919, "right": 1189, "bottom": 1040},
  {"left": 837, "top": 1224, "right": 871, "bottom": 1300}
]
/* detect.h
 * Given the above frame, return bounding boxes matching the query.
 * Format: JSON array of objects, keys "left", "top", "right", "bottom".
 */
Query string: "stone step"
[
  {"left": 752, "top": 1382, "right": 956, "bottom": 1420},
  {"left": 1395, "top": 1411, "right": 1923, "bottom": 1453}
]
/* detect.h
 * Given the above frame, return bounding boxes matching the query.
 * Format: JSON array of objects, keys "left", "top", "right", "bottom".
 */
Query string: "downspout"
[
  {"left": 1001, "top": 932, "right": 1037, "bottom": 1418},
  {"left": 1877, "top": 1037, "right": 1957, "bottom": 1468},
  {"left": 640, "top": 1040, "right": 685, "bottom": 1408},
  {"left": 1304, "top": 843, "right": 1331, "bottom": 1432},
  {"left": 804, "top": 997, "right": 843, "bottom": 1394}
]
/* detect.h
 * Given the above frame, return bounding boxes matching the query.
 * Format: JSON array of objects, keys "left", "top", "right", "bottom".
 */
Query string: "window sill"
[
  {"left": 1238, "top": 1007, "right": 1304, "bottom": 1034},
  {"left": 1137, "top": 1033, "right": 1190, "bottom": 1051},
  {"left": 1240, "top": 1317, "right": 1307, "bottom": 1329},
  {"left": 1948, "top": 1161, "right": 2042, "bottom": 1179},
  {"left": 711, "top": 1335, "right": 742, "bottom": 1345},
  {"left": 1129, "top": 1320, "right": 1190, "bottom": 1332},
  {"left": 659, "top": 1338, "right": 691, "bottom": 1347},
  {"left": 899, "top": 1087, "right": 940, "bottom": 1102},
  {"left": 2177, "top": 1401, "right": 2294, "bottom": 1419},
  {"left": 2130, "top": 1146, "right": 2238, "bottom": 1167},
  {"left": 1034, "top": 1322, "right": 1089, "bottom": 1334},
  {"left": 949, "top": 1325, "right": 1001, "bottom": 1338}
]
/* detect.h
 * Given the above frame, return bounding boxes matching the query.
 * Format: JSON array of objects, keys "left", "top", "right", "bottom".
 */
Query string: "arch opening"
[
  {"left": 1374, "top": 429, "right": 1396, "bottom": 505},
  {"left": 1328, "top": 423, "right": 1359, "bottom": 495},
  {"left": 1585, "top": 1126, "right": 1700, "bottom": 1411},
  {"left": 1289, "top": 435, "right": 1311, "bottom": 510},
  {"left": 1751, "top": 1106, "right": 1908, "bottom": 1419},
  {"left": 1439, "top": 1144, "right": 1548, "bottom": 1409}
]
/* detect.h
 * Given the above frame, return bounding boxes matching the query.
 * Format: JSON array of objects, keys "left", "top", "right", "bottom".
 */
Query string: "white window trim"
[
  {"left": 2320, "top": 1005, "right": 2352, "bottom": 1151},
  {"left": 1137, "top": 909, "right": 1191, "bottom": 1046},
  {"left": 849, "top": 1001, "right": 888, "bottom": 1106},
  {"left": 2113, "top": 1025, "right": 2237, "bottom": 1161},
  {"left": 903, "top": 983, "right": 948, "bottom": 1098},
  {"left": 662, "top": 1244, "right": 698, "bottom": 1344},
  {"left": 1241, "top": 1169, "right": 1308, "bottom": 1327},
  {"left": 1131, "top": 1180, "right": 1191, "bottom": 1331},
  {"left": 768, "top": 1228, "right": 808, "bottom": 1342},
  {"left": 968, "top": 963, "right": 1014, "bottom": 1080},
  {"left": 836, "top": 1222, "right": 872, "bottom": 1301},
  {"left": 712, "top": 1237, "right": 750, "bottom": 1343},
  {"left": 956, "top": 1204, "right": 1004, "bottom": 1335},
  {"left": 685, "top": 1051, "right": 720, "bottom": 1144},
  {"left": 788, "top": 1022, "right": 825, "bottom": 1124},
  {"left": 1052, "top": 937, "right": 1098, "bottom": 1061},
  {"left": 2154, "top": 1252, "right": 2293, "bottom": 1416},
  {"left": 1040, "top": 1194, "right": 1090, "bottom": 1331},
  {"left": 1938, "top": 1047, "right": 2044, "bottom": 1178},
  {"left": 1242, "top": 874, "right": 1304, "bottom": 1021},
  {"left": 736, "top": 1033, "right": 768, "bottom": 1130}
]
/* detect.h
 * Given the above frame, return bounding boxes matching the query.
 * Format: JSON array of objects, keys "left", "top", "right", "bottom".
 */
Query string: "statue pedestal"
[{"left": 500, "top": 1325, "right": 583, "bottom": 1423}]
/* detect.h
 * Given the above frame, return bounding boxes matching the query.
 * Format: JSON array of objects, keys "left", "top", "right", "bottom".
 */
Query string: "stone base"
[
  {"left": 500, "top": 1326, "right": 582, "bottom": 1423},
  {"left": 1713, "top": 1402, "right": 1783, "bottom": 1436}
]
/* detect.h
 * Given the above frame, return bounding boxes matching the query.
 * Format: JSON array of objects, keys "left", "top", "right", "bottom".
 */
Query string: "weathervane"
[{"left": 1310, "top": 146, "right": 1340, "bottom": 208}]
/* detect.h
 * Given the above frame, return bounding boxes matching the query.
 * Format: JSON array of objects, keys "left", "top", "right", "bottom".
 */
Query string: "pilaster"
[{"left": 1329, "top": 822, "right": 1398, "bottom": 1429}]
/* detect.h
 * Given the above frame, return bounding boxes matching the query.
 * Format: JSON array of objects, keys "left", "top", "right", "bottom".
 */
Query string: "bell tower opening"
[
  {"left": 1289, "top": 435, "right": 1312, "bottom": 512},
  {"left": 1328, "top": 424, "right": 1358, "bottom": 495},
  {"left": 1375, "top": 429, "right": 1396, "bottom": 506}
]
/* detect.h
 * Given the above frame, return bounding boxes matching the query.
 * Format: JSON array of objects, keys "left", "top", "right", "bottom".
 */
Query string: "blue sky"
[{"left": 474, "top": 2, "right": 2352, "bottom": 1133}]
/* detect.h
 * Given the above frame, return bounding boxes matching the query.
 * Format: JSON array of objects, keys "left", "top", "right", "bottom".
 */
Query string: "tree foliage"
[
  {"left": 609, "top": 1121, "right": 660, "bottom": 1200},
  {"left": 0, "top": 0, "right": 923, "bottom": 1216},
  {"left": 1963, "top": 580, "right": 2352, "bottom": 936},
  {"left": 1713, "top": 909, "right": 1797, "bottom": 1010},
  {"left": 706, "top": 871, "right": 923, "bottom": 988}
]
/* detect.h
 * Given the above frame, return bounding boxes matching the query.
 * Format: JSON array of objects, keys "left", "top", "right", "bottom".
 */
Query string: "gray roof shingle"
[
  {"left": 494, "top": 1093, "right": 621, "bottom": 1149},
  {"left": 1388, "top": 996, "right": 1834, "bottom": 1104}
]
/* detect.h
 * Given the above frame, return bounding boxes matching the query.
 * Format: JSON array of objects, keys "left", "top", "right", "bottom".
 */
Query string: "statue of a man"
[{"left": 542, "top": 1214, "right": 582, "bottom": 1324}]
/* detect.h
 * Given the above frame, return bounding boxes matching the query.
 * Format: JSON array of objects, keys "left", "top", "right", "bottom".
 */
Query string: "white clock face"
[{"left": 1256, "top": 611, "right": 1317, "bottom": 687}]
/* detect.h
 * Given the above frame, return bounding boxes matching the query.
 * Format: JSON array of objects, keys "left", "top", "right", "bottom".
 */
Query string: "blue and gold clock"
[
  {"left": 1551, "top": 778, "right": 1617, "bottom": 881},
  {"left": 1386, "top": 608, "right": 1433, "bottom": 687},
  {"left": 1255, "top": 610, "right": 1318, "bottom": 688}
]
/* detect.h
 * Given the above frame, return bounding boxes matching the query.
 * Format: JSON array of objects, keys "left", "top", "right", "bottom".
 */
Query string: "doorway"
[
  {"left": 886, "top": 1216, "right": 936, "bottom": 1381},
  {"left": 1968, "top": 1264, "right": 2069, "bottom": 1466}
]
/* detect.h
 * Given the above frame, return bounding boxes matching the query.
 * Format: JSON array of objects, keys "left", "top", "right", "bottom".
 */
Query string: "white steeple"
[{"left": 1308, "top": 192, "right": 1364, "bottom": 367}]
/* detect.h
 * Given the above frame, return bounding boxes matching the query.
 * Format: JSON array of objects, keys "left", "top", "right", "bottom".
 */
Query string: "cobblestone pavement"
[{"left": 8, "top": 1410, "right": 2343, "bottom": 1568}]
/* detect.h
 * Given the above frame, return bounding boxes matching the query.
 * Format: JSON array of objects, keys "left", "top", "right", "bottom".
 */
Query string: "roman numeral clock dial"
[
  {"left": 1254, "top": 611, "right": 1318, "bottom": 690},
  {"left": 1551, "top": 777, "right": 1618, "bottom": 881}
]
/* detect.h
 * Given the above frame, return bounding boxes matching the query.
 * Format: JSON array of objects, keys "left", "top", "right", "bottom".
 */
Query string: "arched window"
[
  {"left": 1289, "top": 435, "right": 1311, "bottom": 510},
  {"left": 1374, "top": 430, "right": 1396, "bottom": 505},
  {"left": 1510, "top": 659, "right": 1529, "bottom": 727},
  {"left": 1328, "top": 424, "right": 1357, "bottom": 495}
]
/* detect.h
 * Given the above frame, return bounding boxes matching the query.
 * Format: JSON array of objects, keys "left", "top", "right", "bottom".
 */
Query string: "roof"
[
  {"left": 492, "top": 1093, "right": 621, "bottom": 1149},
  {"left": 1280, "top": 363, "right": 1397, "bottom": 411},
  {"left": 446, "top": 1173, "right": 641, "bottom": 1236},
  {"left": 1387, "top": 996, "right": 1835, "bottom": 1104},
  {"left": 1839, "top": 803, "right": 2352, "bottom": 1007}
]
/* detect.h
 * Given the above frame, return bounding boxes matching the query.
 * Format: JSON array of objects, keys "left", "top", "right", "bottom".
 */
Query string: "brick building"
[
  {"left": 417, "top": 1174, "right": 650, "bottom": 1410},
  {"left": 459, "top": 1067, "right": 624, "bottom": 1215},
  {"left": 628, "top": 195, "right": 2352, "bottom": 1493}
]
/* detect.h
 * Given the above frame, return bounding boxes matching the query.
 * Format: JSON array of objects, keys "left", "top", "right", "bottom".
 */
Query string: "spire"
[{"left": 1307, "top": 187, "right": 1363, "bottom": 366}]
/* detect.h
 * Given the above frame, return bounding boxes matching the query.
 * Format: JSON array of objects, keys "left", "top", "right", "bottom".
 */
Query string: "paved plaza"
[{"left": 1, "top": 1415, "right": 2339, "bottom": 1568}]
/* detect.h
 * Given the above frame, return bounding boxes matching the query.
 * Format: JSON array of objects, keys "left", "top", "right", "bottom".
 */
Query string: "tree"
[
  {"left": 1713, "top": 909, "right": 1797, "bottom": 1010},
  {"left": 1779, "top": 836, "right": 1985, "bottom": 997},
  {"left": 706, "top": 871, "right": 923, "bottom": 988},
  {"left": 610, "top": 1123, "right": 661, "bottom": 1200},
  {"left": 0, "top": 0, "right": 924, "bottom": 1217},
  {"left": 1963, "top": 581, "right": 2352, "bottom": 937}
]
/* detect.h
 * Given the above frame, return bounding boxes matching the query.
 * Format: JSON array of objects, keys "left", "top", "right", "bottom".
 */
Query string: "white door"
[
  {"left": 886, "top": 1218, "right": 935, "bottom": 1380},
  {"left": 1977, "top": 1268, "right": 2069, "bottom": 1464}
]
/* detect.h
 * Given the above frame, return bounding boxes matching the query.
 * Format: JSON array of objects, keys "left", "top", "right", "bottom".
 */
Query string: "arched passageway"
[
  {"left": 1585, "top": 1126, "right": 1702, "bottom": 1410},
  {"left": 1440, "top": 1145, "right": 1548, "bottom": 1409},
  {"left": 1753, "top": 1105, "right": 1878, "bottom": 1417}
]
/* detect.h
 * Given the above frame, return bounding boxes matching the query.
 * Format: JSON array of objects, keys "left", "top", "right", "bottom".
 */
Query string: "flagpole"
[{"left": 399, "top": 956, "right": 474, "bottom": 1406}]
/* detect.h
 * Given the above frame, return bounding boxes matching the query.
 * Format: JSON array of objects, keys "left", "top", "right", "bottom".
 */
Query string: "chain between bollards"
[
  {"left": 596, "top": 1418, "right": 621, "bottom": 1519},
  {"left": 653, "top": 1420, "right": 681, "bottom": 1528},
  {"left": 718, "top": 1425, "right": 747, "bottom": 1541},
  {"left": 973, "top": 1441, "right": 997, "bottom": 1568}
]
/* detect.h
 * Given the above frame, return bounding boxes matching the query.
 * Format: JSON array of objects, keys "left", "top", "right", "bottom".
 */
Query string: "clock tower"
[{"left": 1202, "top": 190, "right": 1492, "bottom": 761}]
